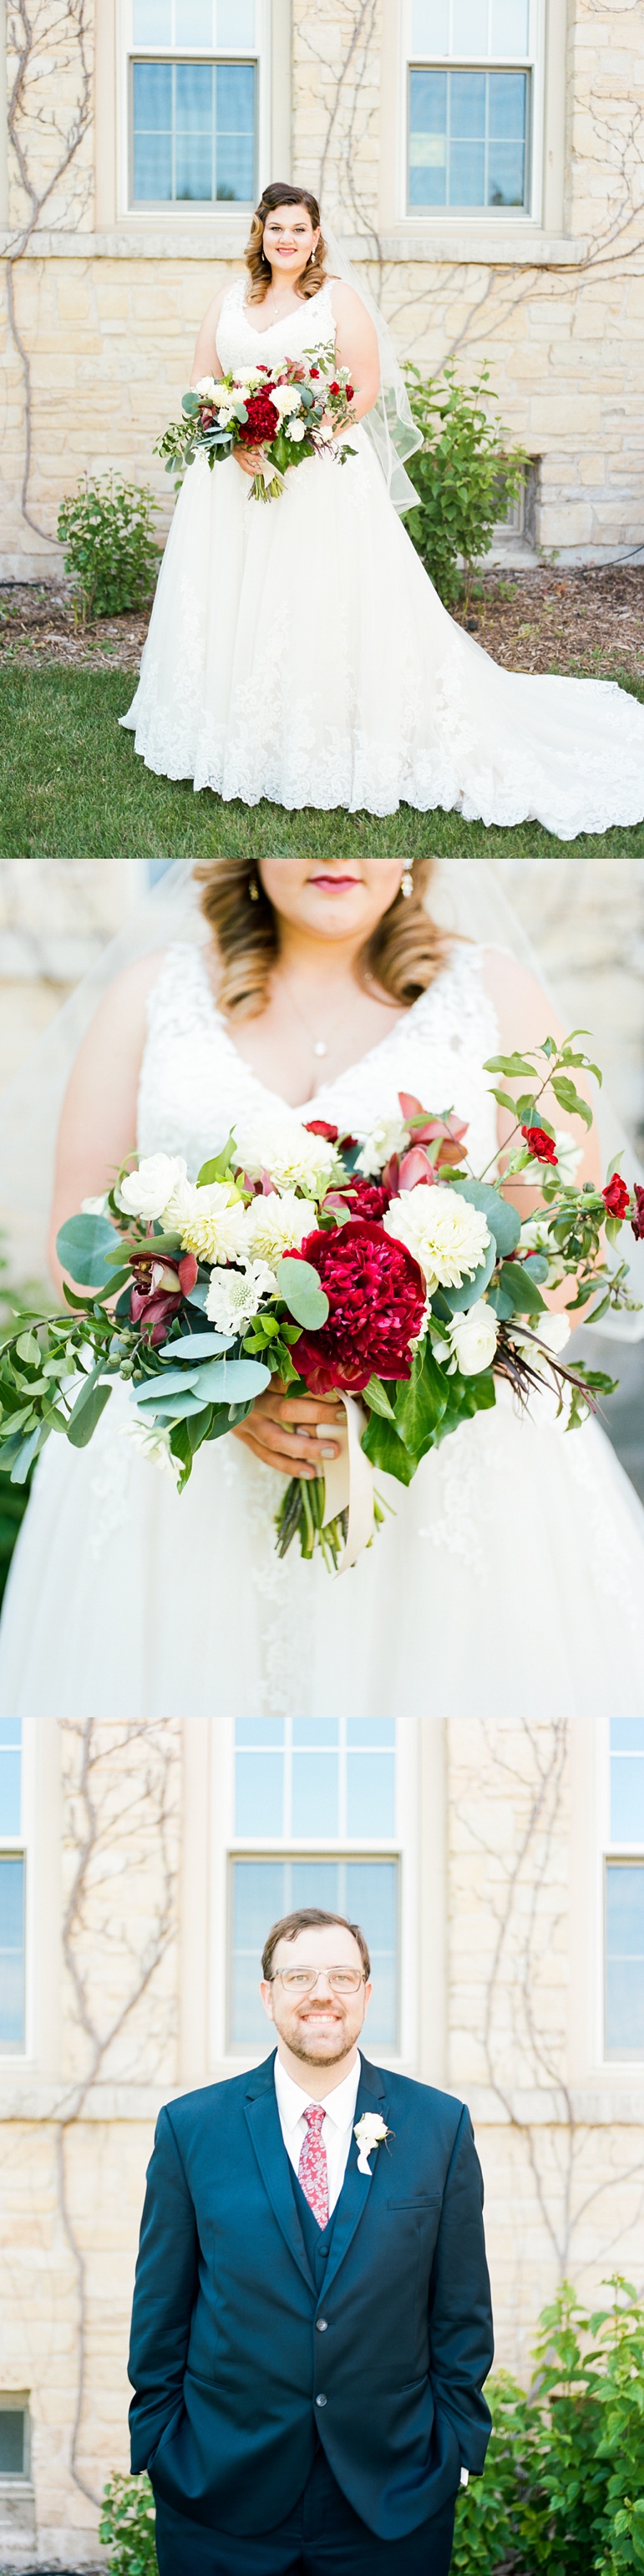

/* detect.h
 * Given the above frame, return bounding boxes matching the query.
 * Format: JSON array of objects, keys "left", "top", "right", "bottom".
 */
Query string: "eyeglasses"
[{"left": 270, "top": 1966, "right": 367, "bottom": 1996}]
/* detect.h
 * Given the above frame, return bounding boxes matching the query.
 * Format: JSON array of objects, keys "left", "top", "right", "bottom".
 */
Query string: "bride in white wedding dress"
[
  {"left": 122, "top": 182, "right": 644, "bottom": 833},
  {"left": 0, "top": 854, "right": 643, "bottom": 1724}
]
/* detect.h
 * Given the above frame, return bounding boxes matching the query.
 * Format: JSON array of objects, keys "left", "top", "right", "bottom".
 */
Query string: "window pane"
[
  {"left": 293, "top": 1719, "right": 338, "bottom": 1746},
  {"left": 346, "top": 1861, "right": 398, "bottom": 2049},
  {"left": 215, "top": 61, "right": 255, "bottom": 201},
  {"left": 229, "top": 1858, "right": 398, "bottom": 2051},
  {"left": 217, "top": 0, "right": 254, "bottom": 41},
  {"left": 0, "top": 2412, "right": 25, "bottom": 2475},
  {"left": 452, "top": 0, "right": 489, "bottom": 48},
  {"left": 347, "top": 1718, "right": 395, "bottom": 1747},
  {"left": 611, "top": 1720, "right": 644, "bottom": 1752},
  {"left": 487, "top": 71, "right": 525, "bottom": 202},
  {"left": 0, "top": 1857, "right": 25, "bottom": 2051},
  {"left": 412, "top": 0, "right": 449, "bottom": 44},
  {"left": 133, "top": 0, "right": 171, "bottom": 39},
  {"left": 347, "top": 1752, "right": 395, "bottom": 1837},
  {"left": 611, "top": 1757, "right": 644, "bottom": 1844},
  {"left": 175, "top": 59, "right": 213, "bottom": 197},
  {"left": 175, "top": 0, "right": 212, "bottom": 41},
  {"left": 230, "top": 1859, "right": 284, "bottom": 2049},
  {"left": 410, "top": 63, "right": 526, "bottom": 207},
  {"left": 292, "top": 1752, "right": 339, "bottom": 1838},
  {"left": 133, "top": 61, "right": 173, "bottom": 200},
  {"left": 409, "top": 69, "right": 447, "bottom": 206},
  {"left": 236, "top": 1750, "right": 284, "bottom": 1837},
  {"left": 0, "top": 1723, "right": 21, "bottom": 1837},
  {"left": 236, "top": 1721, "right": 285, "bottom": 1747},
  {"left": 606, "top": 1864, "right": 644, "bottom": 2056},
  {"left": 491, "top": 0, "right": 529, "bottom": 48}
]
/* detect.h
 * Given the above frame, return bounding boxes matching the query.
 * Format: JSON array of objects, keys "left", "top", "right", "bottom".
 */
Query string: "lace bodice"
[
  {"left": 137, "top": 941, "right": 500, "bottom": 1174},
  {"left": 216, "top": 272, "right": 337, "bottom": 377}
]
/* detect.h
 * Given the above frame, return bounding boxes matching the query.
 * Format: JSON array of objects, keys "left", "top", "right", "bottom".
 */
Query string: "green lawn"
[{"left": 2, "top": 665, "right": 644, "bottom": 860}]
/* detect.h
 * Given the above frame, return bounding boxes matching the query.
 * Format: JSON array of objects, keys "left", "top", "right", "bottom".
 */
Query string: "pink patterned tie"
[{"left": 298, "top": 2103, "right": 330, "bottom": 2229}]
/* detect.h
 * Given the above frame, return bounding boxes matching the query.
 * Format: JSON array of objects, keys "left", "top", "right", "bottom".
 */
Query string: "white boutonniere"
[{"left": 354, "top": 2112, "right": 393, "bottom": 2175}]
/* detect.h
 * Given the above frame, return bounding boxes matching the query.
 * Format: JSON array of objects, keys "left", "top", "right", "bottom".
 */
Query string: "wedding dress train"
[
  {"left": 122, "top": 274, "right": 644, "bottom": 832},
  {"left": 0, "top": 939, "right": 642, "bottom": 1722}
]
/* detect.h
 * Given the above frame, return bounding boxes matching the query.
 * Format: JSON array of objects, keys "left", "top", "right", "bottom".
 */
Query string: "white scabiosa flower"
[
  {"left": 285, "top": 418, "right": 307, "bottom": 443},
  {"left": 384, "top": 1185, "right": 489, "bottom": 1293},
  {"left": 449, "top": 1301, "right": 499, "bottom": 1376},
  {"left": 176, "top": 1181, "right": 248, "bottom": 1266},
  {"left": 116, "top": 1154, "right": 188, "bottom": 1222},
  {"left": 234, "top": 1116, "right": 337, "bottom": 1198},
  {"left": 244, "top": 1192, "right": 317, "bottom": 1266},
  {"left": 205, "top": 1260, "right": 276, "bottom": 1332}
]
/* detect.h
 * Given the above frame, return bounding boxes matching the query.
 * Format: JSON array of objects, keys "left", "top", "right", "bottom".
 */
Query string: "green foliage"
[
  {"left": 57, "top": 475, "right": 162, "bottom": 622},
  {"left": 0, "top": 1247, "right": 49, "bottom": 1605},
  {"left": 99, "top": 2472, "right": 158, "bottom": 2574},
  {"left": 453, "top": 2279, "right": 644, "bottom": 2575},
  {"left": 403, "top": 363, "right": 527, "bottom": 610}
]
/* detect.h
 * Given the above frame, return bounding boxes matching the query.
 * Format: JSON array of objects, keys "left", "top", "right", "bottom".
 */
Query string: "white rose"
[
  {"left": 356, "top": 1113, "right": 409, "bottom": 1179},
  {"left": 271, "top": 383, "right": 302, "bottom": 416},
  {"left": 195, "top": 374, "right": 218, "bottom": 398},
  {"left": 176, "top": 1180, "right": 248, "bottom": 1265},
  {"left": 285, "top": 418, "right": 307, "bottom": 443},
  {"left": 234, "top": 1116, "right": 337, "bottom": 1198},
  {"left": 205, "top": 1260, "right": 276, "bottom": 1333},
  {"left": 449, "top": 1301, "right": 499, "bottom": 1376},
  {"left": 383, "top": 1184, "right": 489, "bottom": 1293},
  {"left": 116, "top": 1154, "right": 188, "bottom": 1223},
  {"left": 244, "top": 1191, "right": 317, "bottom": 1265},
  {"left": 317, "top": 422, "right": 335, "bottom": 443}
]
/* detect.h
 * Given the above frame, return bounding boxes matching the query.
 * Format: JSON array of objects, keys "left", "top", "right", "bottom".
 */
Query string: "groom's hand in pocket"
[{"left": 232, "top": 1385, "right": 345, "bottom": 1477}]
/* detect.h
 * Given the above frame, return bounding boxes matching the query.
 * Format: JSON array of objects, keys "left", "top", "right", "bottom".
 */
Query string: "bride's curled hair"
[
  {"left": 194, "top": 859, "right": 453, "bottom": 1020},
  {"left": 245, "top": 180, "right": 327, "bottom": 305}
]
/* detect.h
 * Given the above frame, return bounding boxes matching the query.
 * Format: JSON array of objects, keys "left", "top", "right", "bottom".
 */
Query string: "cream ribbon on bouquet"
[{"left": 318, "top": 1392, "right": 375, "bottom": 1573}]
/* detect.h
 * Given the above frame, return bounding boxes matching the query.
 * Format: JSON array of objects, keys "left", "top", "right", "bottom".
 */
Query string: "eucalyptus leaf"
[
  {"left": 56, "top": 1212, "right": 120, "bottom": 1289},
  {"left": 440, "top": 1232, "right": 497, "bottom": 1314},
  {"left": 139, "top": 1388, "right": 209, "bottom": 1423},
  {"left": 449, "top": 1175, "right": 521, "bottom": 1256},
  {"left": 67, "top": 1377, "right": 113, "bottom": 1447},
  {"left": 134, "top": 1368, "right": 200, "bottom": 1404},
  {"left": 157, "top": 1333, "right": 236, "bottom": 1363},
  {"left": 192, "top": 1357, "right": 271, "bottom": 1401},
  {"left": 498, "top": 1261, "right": 546, "bottom": 1316},
  {"left": 9, "top": 1423, "right": 43, "bottom": 1483},
  {"left": 276, "top": 1257, "right": 329, "bottom": 1330}
]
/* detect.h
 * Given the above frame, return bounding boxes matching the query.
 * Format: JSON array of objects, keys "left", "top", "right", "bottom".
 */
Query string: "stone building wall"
[{"left": 1, "top": 2, "right": 643, "bottom": 576}]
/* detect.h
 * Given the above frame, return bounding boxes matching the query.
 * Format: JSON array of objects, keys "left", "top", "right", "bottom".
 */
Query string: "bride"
[
  {"left": 121, "top": 182, "right": 644, "bottom": 834},
  {"left": 0, "top": 854, "right": 642, "bottom": 1723}
]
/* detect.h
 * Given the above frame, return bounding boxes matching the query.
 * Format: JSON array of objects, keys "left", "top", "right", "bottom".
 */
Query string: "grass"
[{"left": 2, "top": 665, "right": 644, "bottom": 860}]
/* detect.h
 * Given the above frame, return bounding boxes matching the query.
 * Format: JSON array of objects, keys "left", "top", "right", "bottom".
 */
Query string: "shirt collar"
[{"left": 274, "top": 2049, "right": 362, "bottom": 2134}]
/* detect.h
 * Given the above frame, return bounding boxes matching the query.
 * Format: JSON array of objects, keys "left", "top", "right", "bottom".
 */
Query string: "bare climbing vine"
[
  {"left": 4, "top": 0, "right": 92, "bottom": 537},
  {"left": 53, "top": 1719, "right": 180, "bottom": 2506}
]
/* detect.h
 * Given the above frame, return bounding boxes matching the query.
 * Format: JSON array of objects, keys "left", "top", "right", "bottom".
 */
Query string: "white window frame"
[
  {"left": 208, "top": 1719, "right": 419, "bottom": 2074},
  {"left": 399, "top": 0, "right": 545, "bottom": 229},
  {"left": 600, "top": 1721, "right": 644, "bottom": 2067},
  {"left": 0, "top": 1720, "right": 35, "bottom": 2065},
  {"left": 117, "top": 0, "right": 271, "bottom": 222}
]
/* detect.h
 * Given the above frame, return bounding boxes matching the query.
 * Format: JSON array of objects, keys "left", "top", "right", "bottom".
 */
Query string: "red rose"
[
  {"left": 521, "top": 1125, "right": 558, "bottom": 1164},
  {"left": 631, "top": 1183, "right": 644, "bottom": 1241},
  {"left": 602, "top": 1173, "right": 630, "bottom": 1219},
  {"left": 304, "top": 1119, "right": 339, "bottom": 1141},
  {"left": 287, "top": 1219, "right": 426, "bottom": 1396},
  {"left": 309, "top": 366, "right": 321, "bottom": 378},
  {"left": 328, "top": 380, "right": 341, "bottom": 396},
  {"left": 346, "top": 384, "right": 354, "bottom": 399},
  {"left": 129, "top": 1250, "right": 197, "bottom": 1347},
  {"left": 236, "top": 393, "right": 280, "bottom": 444}
]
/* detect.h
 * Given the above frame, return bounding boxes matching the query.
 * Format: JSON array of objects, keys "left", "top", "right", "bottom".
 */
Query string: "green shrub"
[
  {"left": 403, "top": 362, "right": 526, "bottom": 611},
  {"left": 99, "top": 2472, "right": 158, "bottom": 2574},
  {"left": 453, "top": 2278, "right": 644, "bottom": 2575},
  {"left": 57, "top": 475, "right": 162, "bottom": 622}
]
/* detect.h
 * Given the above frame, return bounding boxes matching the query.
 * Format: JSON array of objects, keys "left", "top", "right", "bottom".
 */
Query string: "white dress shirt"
[{"left": 273, "top": 2050, "right": 362, "bottom": 2215}]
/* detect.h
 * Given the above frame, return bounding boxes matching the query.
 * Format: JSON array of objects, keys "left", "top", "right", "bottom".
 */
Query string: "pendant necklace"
[{"left": 276, "top": 971, "right": 352, "bottom": 1069}]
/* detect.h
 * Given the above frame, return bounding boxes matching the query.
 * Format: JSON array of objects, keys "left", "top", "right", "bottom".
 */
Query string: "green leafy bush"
[
  {"left": 403, "top": 363, "right": 526, "bottom": 611},
  {"left": 99, "top": 2472, "right": 158, "bottom": 2574},
  {"left": 57, "top": 475, "right": 162, "bottom": 622},
  {"left": 453, "top": 2278, "right": 644, "bottom": 2575}
]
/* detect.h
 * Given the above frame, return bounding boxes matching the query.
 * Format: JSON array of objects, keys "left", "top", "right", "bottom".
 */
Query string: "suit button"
[
  {"left": 316, "top": 2395, "right": 327, "bottom": 2408},
  {"left": 316, "top": 2319, "right": 328, "bottom": 2332}
]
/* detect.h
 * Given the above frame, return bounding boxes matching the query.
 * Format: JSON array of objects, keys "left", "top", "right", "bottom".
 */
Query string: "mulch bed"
[{"left": 1, "top": 562, "right": 643, "bottom": 683}]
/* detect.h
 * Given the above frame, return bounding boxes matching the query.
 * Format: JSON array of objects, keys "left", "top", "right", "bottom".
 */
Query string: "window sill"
[
  {"left": 0, "top": 218, "right": 251, "bottom": 258},
  {"left": 466, "top": 2082, "right": 644, "bottom": 2125},
  {"left": 344, "top": 226, "right": 586, "bottom": 268}
]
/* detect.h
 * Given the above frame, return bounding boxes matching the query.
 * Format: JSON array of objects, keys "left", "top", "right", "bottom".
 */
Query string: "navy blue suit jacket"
[{"left": 128, "top": 2051, "right": 494, "bottom": 2540}]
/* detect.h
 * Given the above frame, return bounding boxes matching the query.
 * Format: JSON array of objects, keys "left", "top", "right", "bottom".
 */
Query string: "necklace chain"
[{"left": 276, "top": 971, "right": 352, "bottom": 1064}]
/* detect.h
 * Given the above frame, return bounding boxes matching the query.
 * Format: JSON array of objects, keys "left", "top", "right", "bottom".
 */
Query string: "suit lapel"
[
  {"left": 322, "top": 2056, "right": 389, "bottom": 2301},
  {"left": 244, "top": 2054, "right": 314, "bottom": 2295}
]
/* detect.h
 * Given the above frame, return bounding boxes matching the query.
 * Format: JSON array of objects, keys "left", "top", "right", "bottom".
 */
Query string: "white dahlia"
[
  {"left": 243, "top": 1191, "right": 317, "bottom": 1266},
  {"left": 383, "top": 1184, "right": 489, "bottom": 1292},
  {"left": 233, "top": 1115, "right": 338, "bottom": 1199},
  {"left": 175, "top": 1180, "right": 248, "bottom": 1266}
]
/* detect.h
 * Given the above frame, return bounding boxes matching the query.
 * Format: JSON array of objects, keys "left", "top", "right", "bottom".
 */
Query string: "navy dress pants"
[{"left": 154, "top": 2448, "right": 458, "bottom": 2576}]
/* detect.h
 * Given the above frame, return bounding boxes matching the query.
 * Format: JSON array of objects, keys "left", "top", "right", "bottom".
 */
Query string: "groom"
[{"left": 129, "top": 1906, "right": 494, "bottom": 2573}]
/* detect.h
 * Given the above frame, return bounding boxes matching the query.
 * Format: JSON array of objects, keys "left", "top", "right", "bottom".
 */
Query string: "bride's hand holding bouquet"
[{"left": 155, "top": 348, "right": 356, "bottom": 505}]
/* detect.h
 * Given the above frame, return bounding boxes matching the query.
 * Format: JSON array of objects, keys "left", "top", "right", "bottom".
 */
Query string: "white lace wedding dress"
[
  {"left": 121, "top": 274, "right": 644, "bottom": 832},
  {"left": 1, "top": 939, "right": 643, "bottom": 1722}
]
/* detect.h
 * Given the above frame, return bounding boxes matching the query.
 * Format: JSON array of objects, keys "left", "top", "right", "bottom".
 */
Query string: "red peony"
[
  {"left": 129, "top": 1250, "right": 197, "bottom": 1347},
  {"left": 287, "top": 1220, "right": 426, "bottom": 1396},
  {"left": 602, "top": 1173, "right": 630, "bottom": 1219},
  {"left": 521, "top": 1125, "right": 558, "bottom": 1164},
  {"left": 236, "top": 393, "right": 280, "bottom": 444},
  {"left": 631, "top": 1183, "right": 644, "bottom": 1242}
]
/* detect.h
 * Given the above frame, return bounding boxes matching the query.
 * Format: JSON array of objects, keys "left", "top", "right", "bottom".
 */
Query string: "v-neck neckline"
[
  {"left": 191, "top": 945, "right": 425, "bottom": 1116},
  {"left": 239, "top": 277, "right": 333, "bottom": 343}
]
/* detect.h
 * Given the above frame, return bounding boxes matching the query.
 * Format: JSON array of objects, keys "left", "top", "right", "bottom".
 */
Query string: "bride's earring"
[
  {"left": 400, "top": 867, "right": 413, "bottom": 900},
  {"left": 249, "top": 875, "right": 260, "bottom": 902}
]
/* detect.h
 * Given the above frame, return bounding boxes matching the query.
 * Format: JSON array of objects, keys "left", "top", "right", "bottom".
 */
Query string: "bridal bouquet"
[
  {"left": 1, "top": 1032, "right": 641, "bottom": 1571},
  {"left": 155, "top": 346, "right": 356, "bottom": 504}
]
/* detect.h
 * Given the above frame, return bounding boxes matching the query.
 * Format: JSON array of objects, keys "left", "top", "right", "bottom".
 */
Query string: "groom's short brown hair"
[{"left": 262, "top": 1908, "right": 371, "bottom": 1980}]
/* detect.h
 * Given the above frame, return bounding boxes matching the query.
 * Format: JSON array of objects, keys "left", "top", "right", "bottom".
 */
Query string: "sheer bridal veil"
[
  {"left": 0, "top": 857, "right": 641, "bottom": 1351},
  {"left": 321, "top": 221, "right": 422, "bottom": 515}
]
